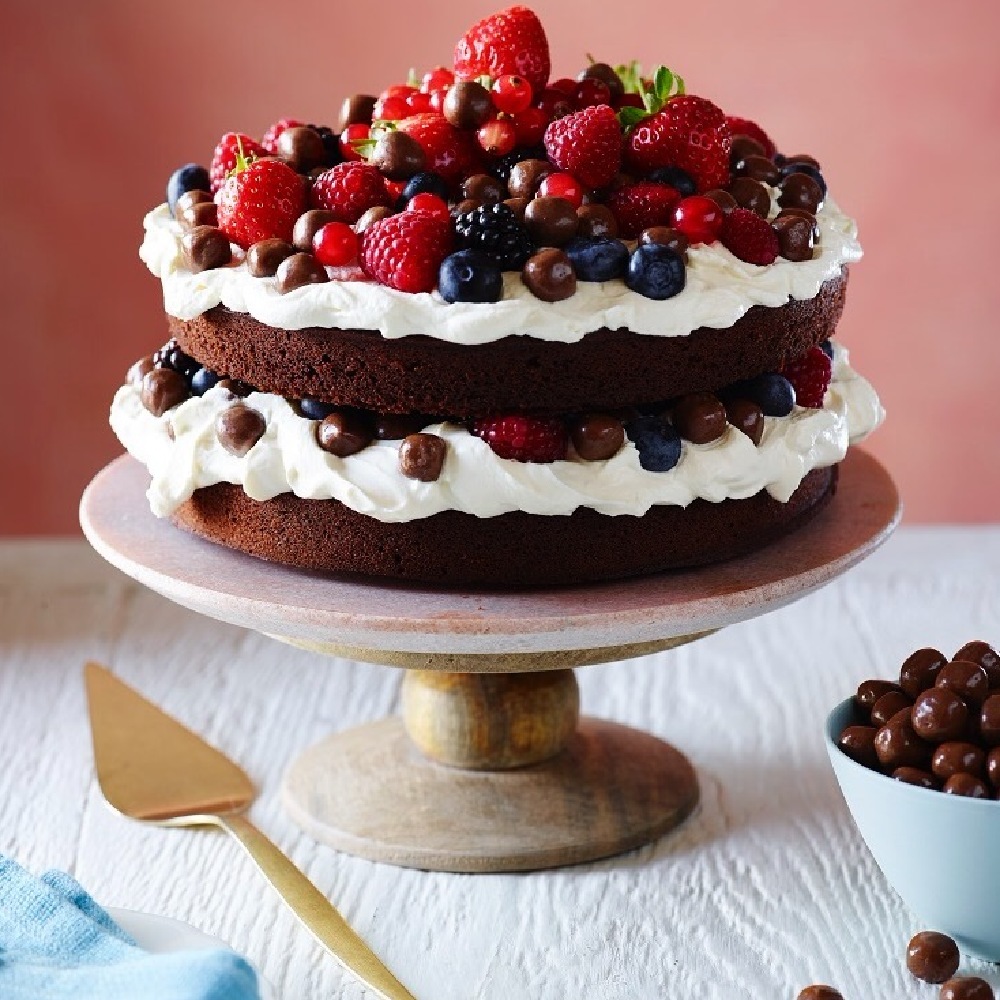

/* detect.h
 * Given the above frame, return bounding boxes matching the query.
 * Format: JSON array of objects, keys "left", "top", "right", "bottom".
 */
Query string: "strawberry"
[
  {"left": 625, "top": 95, "right": 731, "bottom": 193},
  {"left": 725, "top": 115, "right": 776, "bottom": 159},
  {"left": 396, "top": 114, "right": 480, "bottom": 183},
  {"left": 360, "top": 210, "right": 453, "bottom": 293},
  {"left": 543, "top": 105, "right": 621, "bottom": 190},
  {"left": 209, "top": 132, "right": 269, "bottom": 194},
  {"left": 780, "top": 346, "right": 833, "bottom": 409},
  {"left": 217, "top": 157, "right": 307, "bottom": 249},
  {"left": 310, "top": 162, "right": 391, "bottom": 224},
  {"left": 261, "top": 118, "right": 305, "bottom": 153},
  {"left": 453, "top": 6, "right": 550, "bottom": 95},
  {"left": 607, "top": 182, "right": 681, "bottom": 239},
  {"left": 720, "top": 207, "right": 779, "bottom": 266},
  {"left": 472, "top": 415, "right": 568, "bottom": 463}
]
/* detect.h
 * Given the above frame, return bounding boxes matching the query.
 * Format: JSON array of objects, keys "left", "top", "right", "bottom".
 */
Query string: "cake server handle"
[{"left": 216, "top": 813, "right": 418, "bottom": 1000}]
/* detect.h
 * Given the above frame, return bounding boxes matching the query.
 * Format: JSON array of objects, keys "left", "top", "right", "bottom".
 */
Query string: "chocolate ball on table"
[
  {"left": 837, "top": 725, "right": 879, "bottom": 768},
  {"left": 871, "top": 689, "right": 913, "bottom": 727},
  {"left": 570, "top": 414, "right": 625, "bottom": 461},
  {"left": 892, "top": 767, "right": 937, "bottom": 789},
  {"left": 906, "top": 931, "right": 960, "bottom": 984},
  {"left": 874, "top": 717, "right": 931, "bottom": 770},
  {"left": 940, "top": 977, "right": 996, "bottom": 1000},
  {"left": 796, "top": 987, "right": 843, "bottom": 1000},
  {"left": 980, "top": 693, "right": 1000, "bottom": 746},
  {"left": 855, "top": 679, "right": 903, "bottom": 715},
  {"left": 989, "top": 747, "right": 1000, "bottom": 789},
  {"left": 398, "top": 433, "right": 447, "bottom": 482},
  {"left": 954, "top": 641, "right": 1000, "bottom": 689},
  {"left": 216, "top": 403, "right": 266, "bottom": 457},
  {"left": 937, "top": 660, "right": 991, "bottom": 706},
  {"left": 900, "top": 647, "right": 947, "bottom": 697},
  {"left": 931, "top": 741, "right": 986, "bottom": 780},
  {"left": 912, "top": 688, "right": 970, "bottom": 742},
  {"left": 943, "top": 773, "right": 990, "bottom": 797}
]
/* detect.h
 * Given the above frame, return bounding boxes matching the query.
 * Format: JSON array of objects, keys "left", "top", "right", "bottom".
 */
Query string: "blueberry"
[
  {"left": 190, "top": 367, "right": 220, "bottom": 396},
  {"left": 308, "top": 124, "right": 342, "bottom": 167},
  {"left": 626, "top": 244, "right": 686, "bottom": 300},
  {"left": 625, "top": 415, "right": 683, "bottom": 472},
  {"left": 647, "top": 166, "right": 696, "bottom": 198},
  {"left": 780, "top": 161, "right": 826, "bottom": 195},
  {"left": 400, "top": 172, "right": 449, "bottom": 208},
  {"left": 299, "top": 398, "right": 339, "bottom": 420},
  {"left": 565, "top": 237, "right": 629, "bottom": 282},
  {"left": 729, "top": 372, "right": 795, "bottom": 417},
  {"left": 438, "top": 250, "right": 503, "bottom": 303},
  {"left": 166, "top": 163, "right": 210, "bottom": 217},
  {"left": 166, "top": 346, "right": 199, "bottom": 379},
  {"left": 819, "top": 339, "right": 834, "bottom": 360}
]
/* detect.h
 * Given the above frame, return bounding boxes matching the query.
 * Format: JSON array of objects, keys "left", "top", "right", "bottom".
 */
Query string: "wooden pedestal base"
[{"left": 282, "top": 714, "right": 698, "bottom": 873}]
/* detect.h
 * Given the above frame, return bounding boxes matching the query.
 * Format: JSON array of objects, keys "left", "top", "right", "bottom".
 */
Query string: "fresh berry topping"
[
  {"left": 535, "top": 88, "right": 575, "bottom": 122},
  {"left": 217, "top": 158, "right": 306, "bottom": 249},
  {"left": 454, "top": 6, "right": 551, "bottom": 95},
  {"left": 312, "top": 221, "right": 359, "bottom": 266},
  {"left": 728, "top": 372, "right": 795, "bottom": 417},
  {"left": 724, "top": 116, "right": 776, "bottom": 159},
  {"left": 511, "top": 106, "right": 549, "bottom": 146},
  {"left": 209, "top": 132, "right": 269, "bottom": 194},
  {"left": 374, "top": 94, "right": 410, "bottom": 120},
  {"left": 477, "top": 118, "right": 518, "bottom": 158},
  {"left": 537, "top": 171, "right": 584, "bottom": 208},
  {"left": 543, "top": 104, "right": 621, "bottom": 190},
  {"left": 780, "top": 346, "right": 832, "bottom": 409},
  {"left": 491, "top": 74, "right": 534, "bottom": 114},
  {"left": 670, "top": 194, "right": 725, "bottom": 245},
  {"left": 579, "top": 62, "right": 624, "bottom": 102},
  {"left": 472, "top": 414, "right": 567, "bottom": 463},
  {"left": 360, "top": 210, "right": 454, "bottom": 293},
  {"left": 564, "top": 237, "right": 628, "bottom": 281},
  {"left": 406, "top": 192, "right": 450, "bottom": 221},
  {"left": 261, "top": 118, "right": 305, "bottom": 153},
  {"left": 310, "top": 162, "right": 391, "bottom": 224},
  {"left": 491, "top": 144, "right": 547, "bottom": 182},
  {"left": 646, "top": 165, "right": 695, "bottom": 197},
  {"left": 626, "top": 95, "right": 731, "bottom": 193},
  {"left": 454, "top": 202, "right": 534, "bottom": 271},
  {"left": 439, "top": 249, "right": 504, "bottom": 303},
  {"left": 625, "top": 416, "right": 682, "bottom": 472},
  {"left": 397, "top": 113, "right": 480, "bottom": 183},
  {"left": 720, "top": 207, "right": 779, "bottom": 265},
  {"left": 400, "top": 171, "right": 450, "bottom": 205},
  {"left": 308, "top": 124, "right": 343, "bottom": 168},
  {"left": 167, "top": 164, "right": 210, "bottom": 217},
  {"left": 421, "top": 66, "right": 455, "bottom": 93},
  {"left": 190, "top": 367, "right": 221, "bottom": 396},
  {"left": 625, "top": 244, "right": 686, "bottom": 300},
  {"left": 607, "top": 182, "right": 681, "bottom": 239},
  {"left": 339, "top": 123, "right": 371, "bottom": 162},
  {"left": 573, "top": 77, "right": 611, "bottom": 109}
]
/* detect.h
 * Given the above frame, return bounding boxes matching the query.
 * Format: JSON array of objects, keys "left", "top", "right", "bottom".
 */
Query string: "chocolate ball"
[
  {"left": 734, "top": 154, "right": 780, "bottom": 184},
  {"left": 795, "top": 988, "right": 843, "bottom": 1000},
  {"left": 338, "top": 93, "right": 376, "bottom": 131},
  {"left": 913, "top": 688, "right": 970, "bottom": 742},
  {"left": 463, "top": 173, "right": 505, "bottom": 204},
  {"left": 724, "top": 399, "right": 764, "bottom": 445},
  {"left": 292, "top": 210, "right": 338, "bottom": 251},
  {"left": 355, "top": 205, "right": 394, "bottom": 233},
  {"left": 892, "top": 767, "right": 937, "bottom": 789},
  {"left": 376, "top": 413, "right": 429, "bottom": 440},
  {"left": 177, "top": 199, "right": 219, "bottom": 229},
  {"left": 728, "top": 176, "right": 771, "bottom": 218},
  {"left": 987, "top": 747, "right": 1000, "bottom": 788},
  {"left": 442, "top": 81, "right": 493, "bottom": 129},
  {"left": 906, "top": 932, "right": 960, "bottom": 984},
  {"left": 182, "top": 225, "right": 231, "bottom": 273},
  {"left": 704, "top": 189, "right": 737, "bottom": 215},
  {"left": 874, "top": 719, "right": 931, "bottom": 770},
  {"left": 900, "top": 647, "right": 947, "bottom": 697},
  {"left": 871, "top": 690, "right": 914, "bottom": 727},
  {"left": 639, "top": 226, "right": 689, "bottom": 258},
  {"left": 779, "top": 172, "right": 823, "bottom": 214},
  {"left": 315, "top": 411, "right": 373, "bottom": 457},
  {"left": 277, "top": 126, "right": 326, "bottom": 173},
  {"left": 127, "top": 355, "right": 155, "bottom": 386},
  {"left": 503, "top": 197, "right": 529, "bottom": 220},
  {"left": 371, "top": 130, "right": 426, "bottom": 180},
  {"left": 980, "top": 693, "right": 1000, "bottom": 746},
  {"left": 954, "top": 641, "right": 999, "bottom": 673},
  {"left": 276, "top": 252, "right": 329, "bottom": 293},
  {"left": 141, "top": 368, "right": 188, "bottom": 417},
  {"left": 216, "top": 378, "right": 254, "bottom": 398},
  {"left": 175, "top": 189, "right": 212, "bottom": 215},
  {"left": 837, "top": 725, "right": 879, "bottom": 768},
  {"left": 247, "top": 238, "right": 296, "bottom": 277},
  {"left": 932, "top": 741, "right": 986, "bottom": 780},
  {"left": 943, "top": 773, "right": 990, "bottom": 797},
  {"left": 522, "top": 248, "right": 576, "bottom": 301},
  {"left": 216, "top": 403, "right": 266, "bottom": 457},
  {"left": 524, "top": 196, "right": 579, "bottom": 247},
  {"left": 772, "top": 215, "right": 816, "bottom": 262},
  {"left": 856, "top": 679, "right": 903, "bottom": 715},
  {"left": 398, "top": 432, "right": 447, "bottom": 481},
  {"left": 940, "top": 977, "right": 996, "bottom": 1000},
  {"left": 937, "top": 660, "right": 991, "bottom": 706},
  {"left": 729, "top": 135, "right": 766, "bottom": 165},
  {"left": 507, "top": 159, "right": 554, "bottom": 199},
  {"left": 671, "top": 393, "right": 727, "bottom": 444},
  {"left": 570, "top": 414, "right": 625, "bottom": 461},
  {"left": 577, "top": 204, "right": 618, "bottom": 239},
  {"left": 579, "top": 62, "right": 624, "bottom": 101}
]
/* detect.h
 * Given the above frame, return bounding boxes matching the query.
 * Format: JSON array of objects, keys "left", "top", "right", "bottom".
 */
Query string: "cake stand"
[{"left": 80, "top": 449, "right": 900, "bottom": 873}]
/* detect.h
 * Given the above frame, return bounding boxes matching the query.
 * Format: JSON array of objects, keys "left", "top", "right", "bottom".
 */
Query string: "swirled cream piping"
[
  {"left": 139, "top": 192, "right": 862, "bottom": 345},
  {"left": 110, "top": 344, "right": 883, "bottom": 523}
]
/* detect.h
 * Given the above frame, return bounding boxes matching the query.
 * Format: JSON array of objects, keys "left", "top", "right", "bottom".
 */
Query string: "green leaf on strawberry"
[{"left": 617, "top": 64, "right": 686, "bottom": 131}]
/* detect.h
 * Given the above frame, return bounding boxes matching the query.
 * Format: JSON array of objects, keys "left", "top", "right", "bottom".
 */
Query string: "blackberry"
[
  {"left": 491, "top": 145, "right": 546, "bottom": 183},
  {"left": 308, "top": 124, "right": 343, "bottom": 168},
  {"left": 454, "top": 203, "right": 534, "bottom": 271}
]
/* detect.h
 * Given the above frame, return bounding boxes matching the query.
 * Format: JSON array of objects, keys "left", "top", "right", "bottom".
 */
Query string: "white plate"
[{"left": 110, "top": 907, "right": 276, "bottom": 999}]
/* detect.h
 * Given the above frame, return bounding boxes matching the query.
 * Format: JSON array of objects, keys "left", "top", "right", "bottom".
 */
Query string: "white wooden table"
[{"left": 2, "top": 529, "right": 998, "bottom": 999}]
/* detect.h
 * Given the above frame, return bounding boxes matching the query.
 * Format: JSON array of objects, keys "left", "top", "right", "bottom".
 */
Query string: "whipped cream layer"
[
  {"left": 140, "top": 194, "right": 862, "bottom": 345},
  {"left": 111, "top": 345, "right": 883, "bottom": 523}
]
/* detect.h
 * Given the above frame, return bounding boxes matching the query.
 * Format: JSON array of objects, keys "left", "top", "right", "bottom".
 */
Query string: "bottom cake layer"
[{"left": 171, "top": 466, "right": 837, "bottom": 587}]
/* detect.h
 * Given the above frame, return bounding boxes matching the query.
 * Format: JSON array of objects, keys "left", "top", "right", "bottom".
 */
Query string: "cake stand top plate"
[{"left": 80, "top": 451, "right": 899, "bottom": 660}]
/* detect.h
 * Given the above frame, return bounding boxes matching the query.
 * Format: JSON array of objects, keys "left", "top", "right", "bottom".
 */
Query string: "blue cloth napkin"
[{"left": 0, "top": 855, "right": 260, "bottom": 999}]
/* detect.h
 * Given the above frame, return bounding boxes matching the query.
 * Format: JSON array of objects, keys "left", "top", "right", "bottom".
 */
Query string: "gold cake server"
[{"left": 84, "top": 661, "right": 418, "bottom": 1000}]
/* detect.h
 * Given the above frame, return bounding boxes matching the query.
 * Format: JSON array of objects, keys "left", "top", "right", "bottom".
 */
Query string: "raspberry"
[
  {"left": 310, "top": 162, "right": 391, "bottom": 224},
  {"left": 453, "top": 6, "right": 551, "bottom": 95},
  {"left": 472, "top": 415, "right": 568, "bottom": 463},
  {"left": 780, "top": 346, "right": 832, "bottom": 409},
  {"left": 607, "top": 182, "right": 681, "bottom": 239},
  {"left": 720, "top": 207, "right": 779, "bottom": 265},
  {"left": 209, "top": 132, "right": 269, "bottom": 194},
  {"left": 261, "top": 118, "right": 305, "bottom": 153},
  {"left": 360, "top": 211, "right": 454, "bottom": 293},
  {"left": 725, "top": 116, "right": 776, "bottom": 159},
  {"left": 543, "top": 104, "right": 622, "bottom": 190}
]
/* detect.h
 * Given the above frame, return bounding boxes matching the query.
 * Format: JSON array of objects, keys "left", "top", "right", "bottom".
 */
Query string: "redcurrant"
[
  {"left": 573, "top": 78, "right": 611, "bottom": 108},
  {"left": 339, "top": 123, "right": 370, "bottom": 161},
  {"left": 312, "top": 222, "right": 359, "bottom": 266},
  {"left": 477, "top": 118, "right": 518, "bottom": 158},
  {"left": 538, "top": 172, "right": 584, "bottom": 208},
  {"left": 404, "top": 91, "right": 432, "bottom": 116},
  {"left": 374, "top": 95, "right": 408, "bottom": 121},
  {"left": 548, "top": 77, "right": 577, "bottom": 96},
  {"left": 671, "top": 195, "right": 726, "bottom": 245},
  {"left": 491, "top": 74, "right": 533, "bottom": 114},
  {"left": 406, "top": 192, "right": 450, "bottom": 221},
  {"left": 512, "top": 106, "right": 548, "bottom": 146},
  {"left": 429, "top": 89, "right": 447, "bottom": 113},
  {"left": 420, "top": 67, "right": 454, "bottom": 93},
  {"left": 536, "top": 89, "right": 574, "bottom": 122},
  {"left": 379, "top": 84, "right": 416, "bottom": 101}
]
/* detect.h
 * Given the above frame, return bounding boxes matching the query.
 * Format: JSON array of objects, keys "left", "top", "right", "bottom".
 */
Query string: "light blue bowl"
[{"left": 826, "top": 698, "right": 1000, "bottom": 960}]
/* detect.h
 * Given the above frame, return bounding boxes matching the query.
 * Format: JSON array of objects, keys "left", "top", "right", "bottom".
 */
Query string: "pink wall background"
[{"left": 2, "top": 0, "right": 998, "bottom": 533}]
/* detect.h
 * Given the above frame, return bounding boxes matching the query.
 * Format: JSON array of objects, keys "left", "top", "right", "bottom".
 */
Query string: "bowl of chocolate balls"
[{"left": 826, "top": 640, "right": 1000, "bottom": 965}]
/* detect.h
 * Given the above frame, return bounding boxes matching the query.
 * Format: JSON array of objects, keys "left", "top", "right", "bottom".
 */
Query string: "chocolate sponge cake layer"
[
  {"left": 171, "top": 467, "right": 836, "bottom": 587},
  {"left": 168, "top": 273, "right": 847, "bottom": 417}
]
